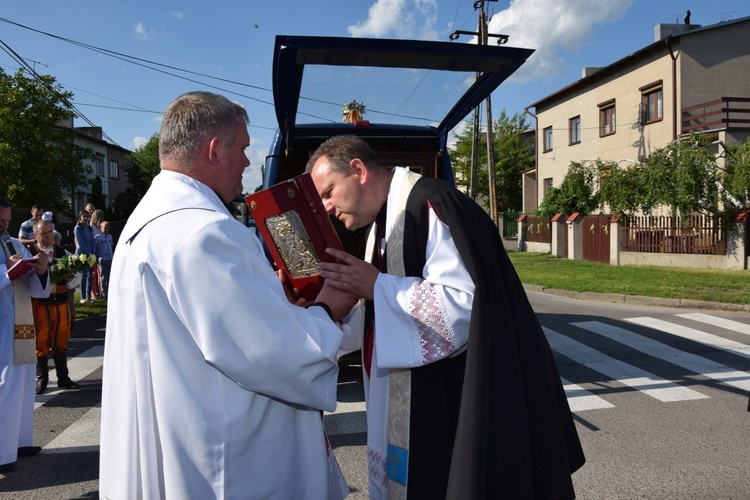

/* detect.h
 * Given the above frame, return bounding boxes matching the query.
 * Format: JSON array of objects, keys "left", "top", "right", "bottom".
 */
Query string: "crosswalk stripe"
[
  {"left": 561, "top": 378, "right": 615, "bottom": 412},
  {"left": 625, "top": 317, "right": 750, "bottom": 360},
  {"left": 43, "top": 404, "right": 101, "bottom": 454},
  {"left": 676, "top": 312, "right": 750, "bottom": 336},
  {"left": 573, "top": 321, "right": 750, "bottom": 392},
  {"left": 544, "top": 327, "right": 709, "bottom": 402},
  {"left": 35, "top": 345, "right": 105, "bottom": 409}
]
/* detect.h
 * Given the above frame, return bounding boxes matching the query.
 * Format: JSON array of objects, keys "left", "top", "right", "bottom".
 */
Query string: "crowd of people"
[
  {"left": 4, "top": 90, "right": 584, "bottom": 498},
  {"left": 1, "top": 199, "right": 116, "bottom": 474}
]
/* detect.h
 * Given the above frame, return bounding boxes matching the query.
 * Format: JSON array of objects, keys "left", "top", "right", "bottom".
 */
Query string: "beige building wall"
[
  {"left": 534, "top": 50, "right": 677, "bottom": 209},
  {"left": 528, "top": 17, "right": 750, "bottom": 213}
]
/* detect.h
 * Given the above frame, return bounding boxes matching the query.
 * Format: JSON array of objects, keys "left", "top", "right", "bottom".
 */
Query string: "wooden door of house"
[{"left": 582, "top": 215, "right": 611, "bottom": 264}]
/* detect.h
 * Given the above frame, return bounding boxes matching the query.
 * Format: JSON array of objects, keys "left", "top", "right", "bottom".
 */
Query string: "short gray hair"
[
  {"left": 159, "top": 91, "right": 249, "bottom": 166},
  {"left": 33, "top": 219, "right": 52, "bottom": 234}
]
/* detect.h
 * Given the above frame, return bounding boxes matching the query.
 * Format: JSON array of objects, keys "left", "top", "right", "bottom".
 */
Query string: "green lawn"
[
  {"left": 507, "top": 252, "right": 750, "bottom": 305},
  {"left": 70, "top": 253, "right": 748, "bottom": 319},
  {"left": 73, "top": 292, "right": 108, "bottom": 319}
]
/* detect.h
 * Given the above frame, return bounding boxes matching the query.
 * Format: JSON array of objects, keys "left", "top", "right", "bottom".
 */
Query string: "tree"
[
  {"left": 538, "top": 161, "right": 600, "bottom": 217},
  {"left": 598, "top": 160, "right": 641, "bottom": 215},
  {"left": 449, "top": 110, "right": 534, "bottom": 212},
  {"left": 115, "top": 134, "right": 160, "bottom": 217},
  {"left": 89, "top": 175, "right": 106, "bottom": 211},
  {"left": 640, "top": 133, "right": 719, "bottom": 216},
  {"left": 0, "top": 69, "right": 93, "bottom": 218},
  {"left": 449, "top": 121, "right": 475, "bottom": 194},
  {"left": 723, "top": 139, "right": 750, "bottom": 211}
]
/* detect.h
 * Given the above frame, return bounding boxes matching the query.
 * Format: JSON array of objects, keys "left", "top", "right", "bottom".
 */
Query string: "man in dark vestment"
[{"left": 307, "top": 135, "right": 585, "bottom": 499}]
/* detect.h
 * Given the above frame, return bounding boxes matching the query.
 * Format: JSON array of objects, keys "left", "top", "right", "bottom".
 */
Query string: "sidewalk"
[{"left": 522, "top": 284, "right": 750, "bottom": 313}]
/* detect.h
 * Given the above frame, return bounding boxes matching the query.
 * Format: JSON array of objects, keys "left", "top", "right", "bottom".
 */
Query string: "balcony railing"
[{"left": 682, "top": 97, "right": 750, "bottom": 133}]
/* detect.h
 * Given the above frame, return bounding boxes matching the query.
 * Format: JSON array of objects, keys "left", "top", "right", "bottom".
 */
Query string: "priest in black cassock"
[{"left": 308, "top": 135, "right": 585, "bottom": 499}]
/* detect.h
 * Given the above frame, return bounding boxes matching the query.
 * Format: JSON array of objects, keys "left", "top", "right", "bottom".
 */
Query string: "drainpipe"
[
  {"left": 524, "top": 105, "right": 538, "bottom": 211},
  {"left": 666, "top": 38, "right": 680, "bottom": 140}
]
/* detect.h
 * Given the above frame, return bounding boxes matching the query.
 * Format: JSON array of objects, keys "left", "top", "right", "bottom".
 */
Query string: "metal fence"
[
  {"left": 502, "top": 212, "right": 520, "bottom": 238},
  {"left": 624, "top": 214, "right": 727, "bottom": 255}
]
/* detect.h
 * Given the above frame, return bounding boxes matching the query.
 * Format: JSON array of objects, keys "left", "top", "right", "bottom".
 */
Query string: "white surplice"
[
  {"left": 99, "top": 171, "right": 347, "bottom": 499},
  {"left": 0, "top": 238, "right": 49, "bottom": 466},
  {"left": 345, "top": 168, "right": 476, "bottom": 499}
]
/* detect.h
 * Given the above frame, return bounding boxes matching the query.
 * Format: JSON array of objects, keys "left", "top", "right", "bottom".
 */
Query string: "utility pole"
[
  {"left": 451, "top": 0, "right": 504, "bottom": 224},
  {"left": 469, "top": 98, "right": 480, "bottom": 200},
  {"left": 479, "top": 2, "right": 498, "bottom": 225}
]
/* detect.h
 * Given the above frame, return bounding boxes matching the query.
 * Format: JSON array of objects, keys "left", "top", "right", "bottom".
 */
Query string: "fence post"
[
  {"left": 498, "top": 212, "right": 505, "bottom": 237},
  {"left": 610, "top": 215, "right": 625, "bottom": 265},
  {"left": 551, "top": 213, "right": 565, "bottom": 258},
  {"left": 566, "top": 213, "right": 583, "bottom": 260},
  {"left": 517, "top": 214, "right": 527, "bottom": 252}
]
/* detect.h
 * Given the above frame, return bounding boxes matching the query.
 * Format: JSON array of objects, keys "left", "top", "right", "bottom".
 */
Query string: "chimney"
[
  {"left": 582, "top": 67, "right": 602, "bottom": 78},
  {"left": 655, "top": 22, "right": 700, "bottom": 41}
]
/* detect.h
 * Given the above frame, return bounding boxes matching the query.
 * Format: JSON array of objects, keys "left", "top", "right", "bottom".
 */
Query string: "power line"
[{"left": 0, "top": 38, "right": 122, "bottom": 147}]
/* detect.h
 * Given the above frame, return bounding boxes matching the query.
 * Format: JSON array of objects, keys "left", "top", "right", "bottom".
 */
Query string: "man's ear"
[
  {"left": 350, "top": 158, "right": 368, "bottom": 184},
  {"left": 207, "top": 137, "right": 222, "bottom": 166}
]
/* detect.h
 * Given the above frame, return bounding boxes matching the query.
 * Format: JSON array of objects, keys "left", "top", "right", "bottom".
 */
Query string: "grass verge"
[
  {"left": 73, "top": 292, "right": 108, "bottom": 319},
  {"left": 507, "top": 252, "right": 750, "bottom": 305}
]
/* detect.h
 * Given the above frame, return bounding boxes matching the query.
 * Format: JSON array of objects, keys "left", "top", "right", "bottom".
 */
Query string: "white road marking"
[
  {"left": 544, "top": 327, "right": 709, "bottom": 402},
  {"left": 573, "top": 321, "right": 750, "bottom": 392}
]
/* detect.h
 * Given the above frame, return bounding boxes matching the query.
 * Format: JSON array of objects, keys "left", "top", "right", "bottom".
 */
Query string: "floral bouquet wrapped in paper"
[{"left": 49, "top": 253, "right": 97, "bottom": 285}]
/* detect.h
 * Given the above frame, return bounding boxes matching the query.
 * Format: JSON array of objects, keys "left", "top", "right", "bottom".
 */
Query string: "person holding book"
[
  {"left": 307, "top": 135, "right": 585, "bottom": 499},
  {"left": 99, "top": 91, "right": 356, "bottom": 499},
  {"left": 26, "top": 220, "right": 81, "bottom": 395},
  {"left": 1, "top": 197, "right": 49, "bottom": 474}
]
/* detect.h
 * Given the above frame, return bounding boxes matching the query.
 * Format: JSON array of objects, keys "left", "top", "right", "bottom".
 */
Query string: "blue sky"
[{"left": 1, "top": 0, "right": 747, "bottom": 191}]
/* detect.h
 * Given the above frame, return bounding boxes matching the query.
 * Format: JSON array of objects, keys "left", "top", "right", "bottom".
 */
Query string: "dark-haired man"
[
  {"left": 17, "top": 204, "right": 43, "bottom": 246},
  {"left": 308, "top": 135, "right": 585, "bottom": 499}
]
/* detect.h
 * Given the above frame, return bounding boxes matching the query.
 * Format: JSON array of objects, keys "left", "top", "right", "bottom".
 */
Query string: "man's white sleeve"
[{"left": 373, "top": 207, "right": 474, "bottom": 369}]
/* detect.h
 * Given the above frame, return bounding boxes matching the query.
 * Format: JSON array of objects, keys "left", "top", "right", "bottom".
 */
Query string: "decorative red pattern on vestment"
[
  {"left": 406, "top": 280, "right": 456, "bottom": 363},
  {"left": 368, "top": 446, "right": 388, "bottom": 489},
  {"left": 14, "top": 325, "right": 35, "bottom": 340}
]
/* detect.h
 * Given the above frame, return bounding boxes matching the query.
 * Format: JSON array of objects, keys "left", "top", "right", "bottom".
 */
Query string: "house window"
[
  {"left": 641, "top": 84, "right": 663, "bottom": 124},
  {"left": 569, "top": 116, "right": 581, "bottom": 145},
  {"left": 543, "top": 126, "right": 553, "bottom": 152},
  {"left": 598, "top": 99, "right": 616, "bottom": 137},
  {"left": 110, "top": 160, "right": 119, "bottom": 179},
  {"left": 95, "top": 158, "right": 105, "bottom": 176},
  {"left": 543, "top": 177, "right": 554, "bottom": 196}
]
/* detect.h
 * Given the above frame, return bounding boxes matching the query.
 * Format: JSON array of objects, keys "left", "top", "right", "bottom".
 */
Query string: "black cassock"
[{"left": 398, "top": 177, "right": 585, "bottom": 499}]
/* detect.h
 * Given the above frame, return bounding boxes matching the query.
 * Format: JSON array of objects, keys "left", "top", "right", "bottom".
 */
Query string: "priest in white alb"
[{"left": 99, "top": 92, "right": 356, "bottom": 499}]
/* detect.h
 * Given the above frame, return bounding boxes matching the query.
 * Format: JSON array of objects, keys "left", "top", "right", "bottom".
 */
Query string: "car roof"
[{"left": 272, "top": 35, "right": 534, "bottom": 143}]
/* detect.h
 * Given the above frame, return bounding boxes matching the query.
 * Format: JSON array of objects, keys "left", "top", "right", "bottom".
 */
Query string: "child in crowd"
[{"left": 95, "top": 221, "right": 114, "bottom": 298}]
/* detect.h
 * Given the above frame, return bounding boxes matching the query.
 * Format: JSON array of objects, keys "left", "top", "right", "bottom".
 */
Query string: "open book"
[
  {"left": 245, "top": 173, "right": 344, "bottom": 301},
  {"left": 7, "top": 258, "right": 37, "bottom": 281}
]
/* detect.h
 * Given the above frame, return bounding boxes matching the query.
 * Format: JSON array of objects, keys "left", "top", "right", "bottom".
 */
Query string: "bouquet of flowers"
[{"left": 49, "top": 253, "right": 97, "bottom": 285}]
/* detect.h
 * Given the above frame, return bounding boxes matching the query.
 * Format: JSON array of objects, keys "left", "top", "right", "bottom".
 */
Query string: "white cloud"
[
  {"left": 134, "top": 22, "right": 149, "bottom": 40},
  {"left": 487, "top": 0, "right": 634, "bottom": 82},
  {"left": 133, "top": 136, "right": 149, "bottom": 150},
  {"left": 170, "top": 11, "right": 184, "bottom": 20},
  {"left": 348, "top": 0, "right": 439, "bottom": 40}
]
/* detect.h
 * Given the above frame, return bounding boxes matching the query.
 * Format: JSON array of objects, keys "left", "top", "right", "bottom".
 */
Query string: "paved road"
[{"left": 2, "top": 292, "right": 749, "bottom": 499}]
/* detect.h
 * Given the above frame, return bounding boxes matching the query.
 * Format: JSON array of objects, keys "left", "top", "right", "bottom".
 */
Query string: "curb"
[{"left": 522, "top": 283, "right": 750, "bottom": 313}]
